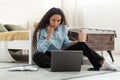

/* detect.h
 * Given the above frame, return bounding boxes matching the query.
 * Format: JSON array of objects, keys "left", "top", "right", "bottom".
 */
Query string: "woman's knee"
[{"left": 32, "top": 52, "right": 51, "bottom": 67}]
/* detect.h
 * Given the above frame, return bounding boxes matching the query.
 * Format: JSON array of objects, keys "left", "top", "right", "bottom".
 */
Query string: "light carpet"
[
  {"left": 0, "top": 53, "right": 120, "bottom": 80},
  {"left": 0, "top": 62, "right": 28, "bottom": 69},
  {"left": 0, "top": 64, "right": 119, "bottom": 80}
]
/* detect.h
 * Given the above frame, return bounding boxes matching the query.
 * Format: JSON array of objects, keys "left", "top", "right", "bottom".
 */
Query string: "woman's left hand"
[{"left": 78, "top": 32, "right": 87, "bottom": 42}]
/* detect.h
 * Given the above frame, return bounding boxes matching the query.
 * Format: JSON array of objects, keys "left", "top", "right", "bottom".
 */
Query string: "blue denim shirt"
[{"left": 37, "top": 25, "right": 71, "bottom": 53}]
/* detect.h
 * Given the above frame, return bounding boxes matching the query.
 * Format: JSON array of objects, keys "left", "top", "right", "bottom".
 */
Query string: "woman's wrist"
[{"left": 46, "top": 34, "right": 52, "bottom": 41}]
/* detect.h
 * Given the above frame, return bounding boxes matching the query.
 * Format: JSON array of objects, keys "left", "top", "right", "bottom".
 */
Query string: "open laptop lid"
[{"left": 51, "top": 50, "right": 83, "bottom": 72}]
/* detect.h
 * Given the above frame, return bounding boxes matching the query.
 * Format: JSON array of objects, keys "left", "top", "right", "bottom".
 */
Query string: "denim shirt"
[{"left": 37, "top": 25, "right": 71, "bottom": 53}]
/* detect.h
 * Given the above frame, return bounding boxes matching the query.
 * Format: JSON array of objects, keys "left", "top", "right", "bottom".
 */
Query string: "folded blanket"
[{"left": 0, "top": 31, "right": 29, "bottom": 41}]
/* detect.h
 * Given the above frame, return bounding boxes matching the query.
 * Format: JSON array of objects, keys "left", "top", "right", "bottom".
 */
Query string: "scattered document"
[{"left": 8, "top": 66, "right": 38, "bottom": 71}]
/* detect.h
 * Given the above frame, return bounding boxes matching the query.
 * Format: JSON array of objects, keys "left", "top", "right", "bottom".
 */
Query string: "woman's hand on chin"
[{"left": 47, "top": 26, "right": 55, "bottom": 35}]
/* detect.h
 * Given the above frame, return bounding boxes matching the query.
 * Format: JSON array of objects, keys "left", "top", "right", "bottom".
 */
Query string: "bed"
[{"left": 0, "top": 29, "right": 34, "bottom": 64}]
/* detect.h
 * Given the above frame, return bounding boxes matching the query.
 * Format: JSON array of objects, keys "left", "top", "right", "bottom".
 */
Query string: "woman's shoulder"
[
  {"left": 59, "top": 25, "right": 68, "bottom": 30},
  {"left": 39, "top": 27, "right": 47, "bottom": 32},
  {"left": 58, "top": 25, "right": 68, "bottom": 34},
  {"left": 37, "top": 27, "right": 47, "bottom": 35}
]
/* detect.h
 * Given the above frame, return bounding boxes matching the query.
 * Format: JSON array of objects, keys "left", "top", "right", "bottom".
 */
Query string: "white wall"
[
  {"left": 0, "top": 0, "right": 61, "bottom": 29},
  {"left": 61, "top": 0, "right": 84, "bottom": 27},
  {"left": 0, "top": 0, "right": 120, "bottom": 53},
  {"left": 82, "top": 3, "right": 120, "bottom": 53}
]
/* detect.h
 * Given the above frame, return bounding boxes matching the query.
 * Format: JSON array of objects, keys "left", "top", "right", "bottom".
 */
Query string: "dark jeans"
[{"left": 32, "top": 42, "right": 104, "bottom": 69}]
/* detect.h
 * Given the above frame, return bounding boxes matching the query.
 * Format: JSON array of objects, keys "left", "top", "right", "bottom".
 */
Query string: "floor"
[
  {"left": 68, "top": 51, "right": 120, "bottom": 80},
  {"left": 0, "top": 51, "right": 120, "bottom": 80},
  {"left": 68, "top": 71, "right": 120, "bottom": 80}
]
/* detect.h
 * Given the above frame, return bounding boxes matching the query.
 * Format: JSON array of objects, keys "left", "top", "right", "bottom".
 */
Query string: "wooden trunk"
[{"left": 68, "top": 28, "right": 115, "bottom": 51}]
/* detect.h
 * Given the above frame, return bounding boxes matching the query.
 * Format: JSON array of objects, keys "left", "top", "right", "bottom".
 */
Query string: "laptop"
[{"left": 51, "top": 50, "right": 83, "bottom": 72}]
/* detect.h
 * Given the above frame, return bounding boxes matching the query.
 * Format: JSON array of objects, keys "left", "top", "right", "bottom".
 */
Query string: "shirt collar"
[{"left": 46, "top": 25, "right": 60, "bottom": 31}]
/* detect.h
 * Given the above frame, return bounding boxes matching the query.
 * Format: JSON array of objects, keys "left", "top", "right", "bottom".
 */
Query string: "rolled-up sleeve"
[
  {"left": 37, "top": 39, "right": 51, "bottom": 53},
  {"left": 36, "top": 29, "right": 51, "bottom": 53}
]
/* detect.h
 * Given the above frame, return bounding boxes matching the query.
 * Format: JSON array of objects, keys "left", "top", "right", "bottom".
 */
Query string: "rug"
[
  {"left": 0, "top": 62, "right": 28, "bottom": 69},
  {"left": 0, "top": 53, "right": 120, "bottom": 80},
  {"left": 67, "top": 71, "right": 120, "bottom": 80},
  {"left": 0, "top": 64, "right": 119, "bottom": 80}
]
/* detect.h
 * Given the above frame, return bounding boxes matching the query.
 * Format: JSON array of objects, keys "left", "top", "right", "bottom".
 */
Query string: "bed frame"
[{"left": 1, "top": 29, "right": 34, "bottom": 64}]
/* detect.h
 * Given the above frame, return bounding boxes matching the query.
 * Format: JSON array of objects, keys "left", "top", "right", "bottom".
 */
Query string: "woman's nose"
[{"left": 54, "top": 22, "right": 58, "bottom": 26}]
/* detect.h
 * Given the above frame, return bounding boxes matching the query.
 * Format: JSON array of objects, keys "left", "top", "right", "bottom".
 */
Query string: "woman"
[{"left": 32, "top": 7, "right": 118, "bottom": 71}]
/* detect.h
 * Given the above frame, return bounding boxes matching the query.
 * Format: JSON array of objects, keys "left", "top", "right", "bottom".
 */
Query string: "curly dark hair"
[{"left": 32, "top": 7, "right": 67, "bottom": 50}]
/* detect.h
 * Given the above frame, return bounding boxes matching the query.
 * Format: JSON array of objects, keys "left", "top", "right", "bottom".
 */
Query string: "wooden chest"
[{"left": 68, "top": 28, "right": 116, "bottom": 51}]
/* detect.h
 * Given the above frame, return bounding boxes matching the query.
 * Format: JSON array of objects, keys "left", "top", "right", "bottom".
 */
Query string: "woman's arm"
[
  {"left": 46, "top": 26, "right": 54, "bottom": 41},
  {"left": 37, "top": 26, "right": 56, "bottom": 53},
  {"left": 70, "top": 32, "right": 87, "bottom": 46},
  {"left": 70, "top": 40, "right": 78, "bottom": 46}
]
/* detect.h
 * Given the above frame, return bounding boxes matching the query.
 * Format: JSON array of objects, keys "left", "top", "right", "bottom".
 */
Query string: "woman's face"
[{"left": 49, "top": 14, "right": 61, "bottom": 29}]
